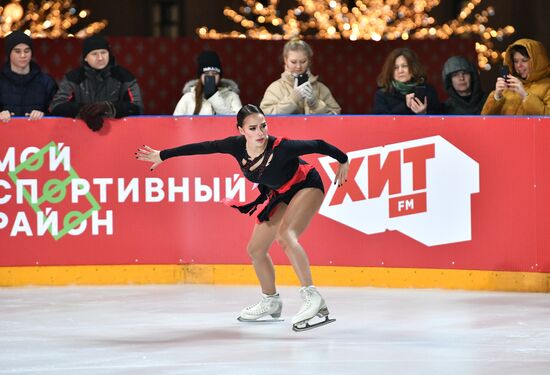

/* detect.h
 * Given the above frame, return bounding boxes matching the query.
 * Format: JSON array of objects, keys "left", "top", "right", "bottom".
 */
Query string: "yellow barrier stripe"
[
  {"left": 0, "top": 265, "right": 183, "bottom": 286},
  {"left": 1, "top": 264, "right": 549, "bottom": 292}
]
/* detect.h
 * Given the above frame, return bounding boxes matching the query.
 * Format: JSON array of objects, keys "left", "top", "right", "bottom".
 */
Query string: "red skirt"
[{"left": 223, "top": 165, "right": 325, "bottom": 223}]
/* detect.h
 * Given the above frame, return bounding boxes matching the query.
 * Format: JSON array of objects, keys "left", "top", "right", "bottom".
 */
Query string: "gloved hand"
[
  {"left": 203, "top": 76, "right": 218, "bottom": 99},
  {"left": 294, "top": 79, "right": 308, "bottom": 99},
  {"left": 79, "top": 102, "right": 109, "bottom": 118},
  {"left": 296, "top": 82, "right": 317, "bottom": 107},
  {"left": 84, "top": 115, "right": 104, "bottom": 132},
  {"left": 78, "top": 102, "right": 109, "bottom": 132}
]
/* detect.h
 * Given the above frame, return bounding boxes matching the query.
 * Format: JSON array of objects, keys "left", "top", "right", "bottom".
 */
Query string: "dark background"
[
  {"left": 76, "top": 0, "right": 550, "bottom": 90},
  {"left": 79, "top": 0, "right": 549, "bottom": 50}
]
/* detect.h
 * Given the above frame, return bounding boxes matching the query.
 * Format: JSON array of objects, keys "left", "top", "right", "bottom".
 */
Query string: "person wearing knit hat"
[
  {"left": 0, "top": 31, "right": 57, "bottom": 122},
  {"left": 50, "top": 34, "right": 144, "bottom": 132},
  {"left": 82, "top": 35, "right": 111, "bottom": 59},
  {"left": 4, "top": 30, "right": 33, "bottom": 61},
  {"left": 173, "top": 50, "right": 242, "bottom": 115},
  {"left": 196, "top": 50, "right": 222, "bottom": 77},
  {"left": 81, "top": 35, "right": 111, "bottom": 71},
  {"left": 441, "top": 56, "right": 487, "bottom": 115}
]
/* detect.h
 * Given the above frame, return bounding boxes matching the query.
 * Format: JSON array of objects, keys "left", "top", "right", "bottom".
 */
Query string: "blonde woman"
[{"left": 260, "top": 39, "right": 341, "bottom": 114}]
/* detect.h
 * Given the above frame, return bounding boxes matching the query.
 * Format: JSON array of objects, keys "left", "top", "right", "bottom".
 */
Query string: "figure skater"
[{"left": 135, "top": 104, "right": 349, "bottom": 331}]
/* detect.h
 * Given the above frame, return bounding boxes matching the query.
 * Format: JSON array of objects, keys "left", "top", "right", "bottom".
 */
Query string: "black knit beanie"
[
  {"left": 82, "top": 35, "right": 110, "bottom": 58},
  {"left": 196, "top": 50, "right": 222, "bottom": 77},
  {"left": 5, "top": 31, "right": 33, "bottom": 60}
]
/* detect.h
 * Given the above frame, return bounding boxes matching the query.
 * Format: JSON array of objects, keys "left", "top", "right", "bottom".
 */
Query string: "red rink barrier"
[{"left": 1, "top": 115, "right": 549, "bottom": 276}]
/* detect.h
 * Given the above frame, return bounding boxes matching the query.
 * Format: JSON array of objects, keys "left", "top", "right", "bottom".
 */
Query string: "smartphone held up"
[
  {"left": 203, "top": 75, "right": 217, "bottom": 98},
  {"left": 500, "top": 65, "right": 510, "bottom": 82},
  {"left": 413, "top": 85, "right": 427, "bottom": 103},
  {"left": 296, "top": 73, "right": 309, "bottom": 86}
]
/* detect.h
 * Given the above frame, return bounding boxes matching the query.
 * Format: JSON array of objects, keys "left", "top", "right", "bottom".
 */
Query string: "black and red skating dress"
[{"left": 159, "top": 135, "right": 348, "bottom": 222}]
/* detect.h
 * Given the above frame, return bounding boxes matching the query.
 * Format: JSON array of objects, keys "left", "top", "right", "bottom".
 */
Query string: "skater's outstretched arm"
[
  {"left": 281, "top": 139, "right": 350, "bottom": 187},
  {"left": 282, "top": 139, "right": 348, "bottom": 162},
  {"left": 135, "top": 136, "right": 242, "bottom": 171}
]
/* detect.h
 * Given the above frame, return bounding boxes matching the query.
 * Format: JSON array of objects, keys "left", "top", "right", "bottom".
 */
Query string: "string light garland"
[
  {"left": 0, "top": 0, "right": 107, "bottom": 39},
  {"left": 197, "top": 0, "right": 515, "bottom": 70}
]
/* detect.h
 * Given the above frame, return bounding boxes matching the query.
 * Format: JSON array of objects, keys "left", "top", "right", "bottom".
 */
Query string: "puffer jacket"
[
  {"left": 50, "top": 56, "right": 143, "bottom": 118},
  {"left": 441, "top": 56, "right": 487, "bottom": 115},
  {"left": 260, "top": 71, "right": 341, "bottom": 114},
  {"left": 0, "top": 61, "right": 57, "bottom": 116},
  {"left": 482, "top": 39, "right": 550, "bottom": 115},
  {"left": 173, "top": 78, "right": 242, "bottom": 115}
]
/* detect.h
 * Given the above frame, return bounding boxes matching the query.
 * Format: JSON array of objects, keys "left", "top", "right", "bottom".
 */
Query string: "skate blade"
[
  {"left": 237, "top": 316, "right": 284, "bottom": 323},
  {"left": 292, "top": 316, "right": 336, "bottom": 332}
]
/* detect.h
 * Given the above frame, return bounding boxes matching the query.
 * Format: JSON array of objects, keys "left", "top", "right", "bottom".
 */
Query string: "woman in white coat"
[{"left": 173, "top": 50, "right": 242, "bottom": 115}]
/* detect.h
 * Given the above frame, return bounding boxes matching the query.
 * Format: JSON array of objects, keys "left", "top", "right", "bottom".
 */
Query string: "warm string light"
[
  {"left": 197, "top": 0, "right": 515, "bottom": 70},
  {"left": 0, "top": 0, "right": 107, "bottom": 39}
]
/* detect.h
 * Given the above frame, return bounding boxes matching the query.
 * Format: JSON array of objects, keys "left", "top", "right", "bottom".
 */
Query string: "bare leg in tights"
[{"left": 246, "top": 188, "right": 324, "bottom": 294}]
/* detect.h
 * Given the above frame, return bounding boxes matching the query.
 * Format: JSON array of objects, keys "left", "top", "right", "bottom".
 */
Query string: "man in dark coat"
[
  {"left": 0, "top": 31, "right": 57, "bottom": 122},
  {"left": 50, "top": 35, "right": 144, "bottom": 131}
]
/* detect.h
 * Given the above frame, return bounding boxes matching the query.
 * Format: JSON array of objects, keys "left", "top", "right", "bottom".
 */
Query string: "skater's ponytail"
[{"left": 236, "top": 104, "right": 265, "bottom": 128}]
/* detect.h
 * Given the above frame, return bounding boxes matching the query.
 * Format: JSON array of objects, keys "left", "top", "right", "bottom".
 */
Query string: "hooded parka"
[{"left": 482, "top": 39, "right": 550, "bottom": 115}]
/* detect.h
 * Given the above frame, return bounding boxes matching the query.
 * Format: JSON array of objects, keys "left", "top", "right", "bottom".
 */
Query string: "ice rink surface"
[{"left": 1, "top": 284, "right": 550, "bottom": 375}]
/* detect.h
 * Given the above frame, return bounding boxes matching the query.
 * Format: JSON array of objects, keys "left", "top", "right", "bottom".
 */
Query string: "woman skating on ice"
[{"left": 135, "top": 104, "right": 349, "bottom": 331}]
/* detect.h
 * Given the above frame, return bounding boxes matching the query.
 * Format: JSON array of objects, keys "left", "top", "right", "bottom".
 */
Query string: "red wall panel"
[{"left": 0, "top": 115, "right": 548, "bottom": 274}]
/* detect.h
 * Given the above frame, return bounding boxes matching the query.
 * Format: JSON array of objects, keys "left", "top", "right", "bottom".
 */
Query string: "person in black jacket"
[
  {"left": 0, "top": 31, "right": 57, "bottom": 123},
  {"left": 50, "top": 35, "right": 144, "bottom": 131},
  {"left": 373, "top": 47, "right": 441, "bottom": 115}
]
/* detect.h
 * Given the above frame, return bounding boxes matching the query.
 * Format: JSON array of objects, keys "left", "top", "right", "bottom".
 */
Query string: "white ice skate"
[
  {"left": 237, "top": 293, "right": 283, "bottom": 322},
  {"left": 292, "top": 286, "right": 335, "bottom": 332}
]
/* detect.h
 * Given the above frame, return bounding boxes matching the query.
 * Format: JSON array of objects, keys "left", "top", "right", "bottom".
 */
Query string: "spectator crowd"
[{"left": 1, "top": 32, "right": 549, "bottom": 131}]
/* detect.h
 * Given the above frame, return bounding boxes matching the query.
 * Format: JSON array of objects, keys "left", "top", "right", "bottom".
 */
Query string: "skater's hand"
[
  {"left": 135, "top": 145, "right": 163, "bottom": 171},
  {"left": 334, "top": 160, "right": 349, "bottom": 187}
]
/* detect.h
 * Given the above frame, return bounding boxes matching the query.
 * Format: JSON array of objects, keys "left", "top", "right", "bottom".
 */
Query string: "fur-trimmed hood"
[{"left": 182, "top": 78, "right": 240, "bottom": 94}]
